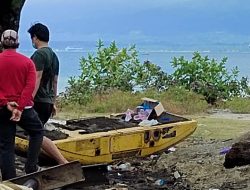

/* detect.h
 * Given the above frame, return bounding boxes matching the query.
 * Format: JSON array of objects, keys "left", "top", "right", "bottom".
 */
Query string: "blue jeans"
[{"left": 0, "top": 107, "right": 44, "bottom": 180}]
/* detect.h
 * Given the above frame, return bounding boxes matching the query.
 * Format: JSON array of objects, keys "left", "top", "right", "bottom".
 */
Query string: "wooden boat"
[{"left": 15, "top": 111, "right": 197, "bottom": 165}]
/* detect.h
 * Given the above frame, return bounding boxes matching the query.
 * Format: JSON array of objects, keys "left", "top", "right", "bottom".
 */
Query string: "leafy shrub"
[
  {"left": 222, "top": 97, "right": 250, "bottom": 113},
  {"left": 62, "top": 42, "right": 249, "bottom": 108},
  {"left": 63, "top": 40, "right": 170, "bottom": 104},
  {"left": 135, "top": 60, "right": 171, "bottom": 91},
  {"left": 171, "top": 52, "right": 249, "bottom": 104}
]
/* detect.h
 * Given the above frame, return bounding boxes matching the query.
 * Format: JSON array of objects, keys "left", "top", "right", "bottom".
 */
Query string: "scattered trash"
[
  {"left": 107, "top": 162, "right": 135, "bottom": 172},
  {"left": 168, "top": 147, "right": 176, "bottom": 152},
  {"left": 139, "top": 119, "right": 159, "bottom": 127},
  {"left": 116, "top": 183, "right": 128, "bottom": 187},
  {"left": 197, "top": 160, "right": 204, "bottom": 164},
  {"left": 220, "top": 147, "right": 231, "bottom": 155},
  {"left": 134, "top": 109, "right": 151, "bottom": 121},
  {"left": 174, "top": 171, "right": 181, "bottom": 179},
  {"left": 136, "top": 105, "right": 144, "bottom": 111},
  {"left": 107, "top": 165, "right": 113, "bottom": 171},
  {"left": 150, "top": 155, "right": 158, "bottom": 159},
  {"left": 141, "top": 97, "right": 165, "bottom": 116},
  {"left": 124, "top": 109, "right": 134, "bottom": 122},
  {"left": 154, "top": 179, "right": 166, "bottom": 186},
  {"left": 105, "top": 188, "right": 128, "bottom": 190},
  {"left": 118, "top": 162, "right": 133, "bottom": 171},
  {"left": 146, "top": 176, "right": 155, "bottom": 182},
  {"left": 117, "top": 173, "right": 122, "bottom": 176}
]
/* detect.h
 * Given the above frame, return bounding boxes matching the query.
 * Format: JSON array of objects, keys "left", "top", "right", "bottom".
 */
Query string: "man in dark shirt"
[
  {"left": 0, "top": 29, "right": 44, "bottom": 180},
  {"left": 28, "top": 23, "right": 68, "bottom": 164}
]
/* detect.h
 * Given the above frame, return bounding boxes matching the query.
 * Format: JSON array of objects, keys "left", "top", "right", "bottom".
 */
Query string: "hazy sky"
[{"left": 19, "top": 0, "right": 250, "bottom": 43}]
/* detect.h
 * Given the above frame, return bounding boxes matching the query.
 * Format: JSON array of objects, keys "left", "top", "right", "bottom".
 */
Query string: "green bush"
[
  {"left": 61, "top": 42, "right": 249, "bottom": 109},
  {"left": 171, "top": 52, "right": 249, "bottom": 104},
  {"left": 136, "top": 60, "right": 171, "bottom": 91},
  {"left": 63, "top": 40, "right": 170, "bottom": 105},
  {"left": 222, "top": 97, "right": 250, "bottom": 113}
]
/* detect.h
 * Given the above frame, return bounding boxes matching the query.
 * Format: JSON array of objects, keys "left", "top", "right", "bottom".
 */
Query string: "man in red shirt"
[{"left": 0, "top": 29, "right": 44, "bottom": 180}]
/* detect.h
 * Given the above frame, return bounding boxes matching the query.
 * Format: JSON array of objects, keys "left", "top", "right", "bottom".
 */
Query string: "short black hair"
[{"left": 28, "top": 23, "right": 50, "bottom": 42}]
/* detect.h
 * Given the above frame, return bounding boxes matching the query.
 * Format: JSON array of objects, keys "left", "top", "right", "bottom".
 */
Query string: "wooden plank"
[{"left": 9, "top": 161, "right": 84, "bottom": 190}]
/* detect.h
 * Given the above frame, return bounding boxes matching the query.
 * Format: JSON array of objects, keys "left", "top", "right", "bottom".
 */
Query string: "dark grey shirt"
[{"left": 31, "top": 47, "right": 59, "bottom": 104}]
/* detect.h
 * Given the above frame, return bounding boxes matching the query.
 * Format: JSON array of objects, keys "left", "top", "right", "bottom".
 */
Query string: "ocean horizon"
[{"left": 19, "top": 41, "right": 250, "bottom": 93}]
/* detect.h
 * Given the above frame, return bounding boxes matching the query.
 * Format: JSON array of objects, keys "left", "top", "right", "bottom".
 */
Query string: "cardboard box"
[{"left": 141, "top": 97, "right": 165, "bottom": 116}]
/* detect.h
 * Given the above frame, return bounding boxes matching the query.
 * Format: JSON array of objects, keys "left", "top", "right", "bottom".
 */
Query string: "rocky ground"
[
  {"left": 86, "top": 137, "right": 249, "bottom": 190},
  {"left": 15, "top": 112, "right": 250, "bottom": 190}
]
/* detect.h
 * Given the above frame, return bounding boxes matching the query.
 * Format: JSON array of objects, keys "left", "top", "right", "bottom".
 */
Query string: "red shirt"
[{"left": 0, "top": 49, "right": 36, "bottom": 111}]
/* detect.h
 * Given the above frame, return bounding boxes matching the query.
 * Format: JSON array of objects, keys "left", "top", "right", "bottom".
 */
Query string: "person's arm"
[
  {"left": 50, "top": 75, "right": 58, "bottom": 117},
  {"left": 17, "top": 60, "right": 36, "bottom": 111},
  {"left": 51, "top": 53, "right": 59, "bottom": 117},
  {"left": 53, "top": 75, "right": 58, "bottom": 102},
  {"left": 32, "top": 70, "right": 43, "bottom": 98},
  {"left": 53, "top": 53, "right": 59, "bottom": 103},
  {"left": 51, "top": 75, "right": 58, "bottom": 117},
  {"left": 31, "top": 51, "right": 44, "bottom": 97}
]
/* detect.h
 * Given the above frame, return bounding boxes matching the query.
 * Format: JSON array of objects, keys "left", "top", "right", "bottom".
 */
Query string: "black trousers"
[
  {"left": 33, "top": 102, "right": 53, "bottom": 125},
  {"left": 0, "top": 107, "right": 44, "bottom": 180}
]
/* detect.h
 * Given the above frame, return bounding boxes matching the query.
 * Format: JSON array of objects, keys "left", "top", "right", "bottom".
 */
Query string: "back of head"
[
  {"left": 1, "top": 29, "right": 19, "bottom": 49},
  {"left": 28, "top": 23, "right": 50, "bottom": 42}
]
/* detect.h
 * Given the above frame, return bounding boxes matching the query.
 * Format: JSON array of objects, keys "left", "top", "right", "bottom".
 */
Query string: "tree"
[
  {"left": 171, "top": 52, "right": 249, "bottom": 104},
  {"left": 63, "top": 40, "right": 172, "bottom": 105},
  {"left": 0, "top": 0, "right": 26, "bottom": 50}
]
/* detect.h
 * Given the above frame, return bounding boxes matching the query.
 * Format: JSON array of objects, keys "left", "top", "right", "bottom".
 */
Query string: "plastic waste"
[
  {"left": 168, "top": 147, "right": 176, "bottom": 152},
  {"left": 107, "top": 165, "right": 113, "bottom": 171},
  {"left": 173, "top": 171, "right": 181, "bottom": 179},
  {"left": 150, "top": 155, "right": 158, "bottom": 159},
  {"left": 118, "top": 162, "right": 132, "bottom": 171},
  {"left": 136, "top": 105, "right": 144, "bottom": 112},
  {"left": 133, "top": 110, "right": 148, "bottom": 120},
  {"left": 124, "top": 109, "right": 134, "bottom": 122},
  {"left": 139, "top": 119, "right": 159, "bottom": 127},
  {"left": 220, "top": 147, "right": 231, "bottom": 155},
  {"left": 154, "top": 179, "right": 166, "bottom": 186}
]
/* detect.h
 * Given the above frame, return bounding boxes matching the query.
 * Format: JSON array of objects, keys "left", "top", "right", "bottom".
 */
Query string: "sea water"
[{"left": 19, "top": 41, "right": 250, "bottom": 92}]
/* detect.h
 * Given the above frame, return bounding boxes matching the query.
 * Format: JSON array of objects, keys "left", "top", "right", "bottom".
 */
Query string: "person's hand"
[
  {"left": 10, "top": 108, "right": 22, "bottom": 122},
  {"left": 7, "top": 101, "right": 19, "bottom": 112},
  {"left": 51, "top": 104, "right": 57, "bottom": 117}
]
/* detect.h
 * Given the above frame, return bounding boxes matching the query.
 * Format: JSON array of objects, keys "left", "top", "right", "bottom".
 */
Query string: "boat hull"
[{"left": 15, "top": 116, "right": 197, "bottom": 165}]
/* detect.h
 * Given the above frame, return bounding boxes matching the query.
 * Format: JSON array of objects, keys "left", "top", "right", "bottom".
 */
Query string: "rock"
[{"left": 224, "top": 141, "right": 250, "bottom": 168}]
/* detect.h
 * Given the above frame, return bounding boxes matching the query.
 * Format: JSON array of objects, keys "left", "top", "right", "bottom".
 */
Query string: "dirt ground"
[
  {"left": 85, "top": 137, "right": 248, "bottom": 190},
  {"left": 16, "top": 111, "right": 250, "bottom": 190}
]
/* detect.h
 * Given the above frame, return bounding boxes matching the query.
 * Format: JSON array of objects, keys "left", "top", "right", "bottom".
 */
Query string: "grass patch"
[
  {"left": 192, "top": 115, "right": 250, "bottom": 140},
  {"left": 85, "top": 91, "right": 142, "bottom": 113},
  {"left": 221, "top": 97, "right": 250, "bottom": 113},
  {"left": 158, "top": 87, "right": 208, "bottom": 114},
  {"left": 59, "top": 87, "right": 208, "bottom": 118},
  {"left": 57, "top": 92, "right": 250, "bottom": 142}
]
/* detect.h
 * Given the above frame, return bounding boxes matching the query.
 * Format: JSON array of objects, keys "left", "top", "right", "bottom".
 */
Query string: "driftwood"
[{"left": 224, "top": 133, "right": 250, "bottom": 168}]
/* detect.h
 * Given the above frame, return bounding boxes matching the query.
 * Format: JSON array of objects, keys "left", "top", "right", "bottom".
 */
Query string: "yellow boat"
[{"left": 15, "top": 112, "right": 197, "bottom": 165}]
